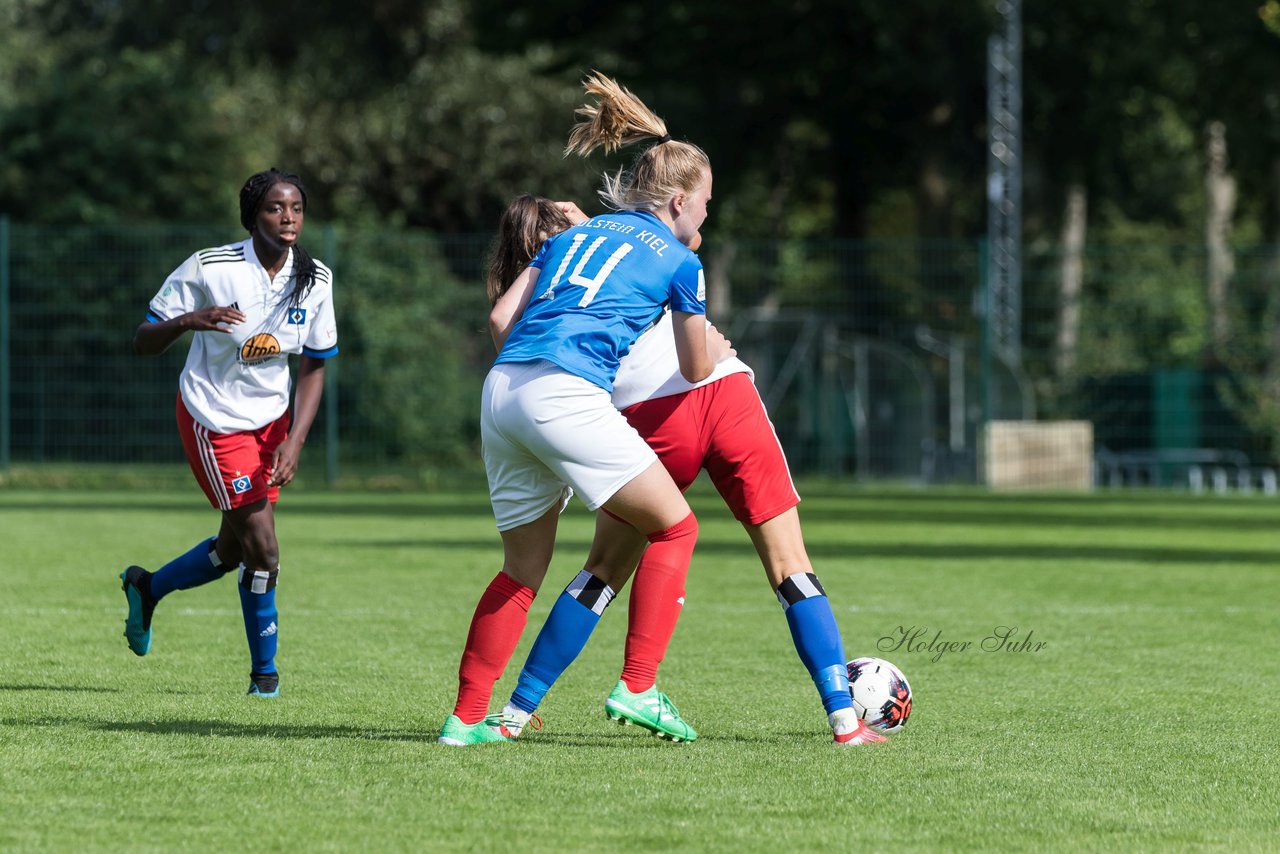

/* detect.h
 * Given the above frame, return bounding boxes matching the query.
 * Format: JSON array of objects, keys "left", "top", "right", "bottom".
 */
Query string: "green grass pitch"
[{"left": 1, "top": 483, "right": 1277, "bottom": 851}]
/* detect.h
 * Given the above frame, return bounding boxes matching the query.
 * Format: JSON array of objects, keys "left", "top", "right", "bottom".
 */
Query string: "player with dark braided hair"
[
  {"left": 239, "top": 170, "right": 318, "bottom": 309},
  {"left": 120, "top": 168, "right": 339, "bottom": 697}
]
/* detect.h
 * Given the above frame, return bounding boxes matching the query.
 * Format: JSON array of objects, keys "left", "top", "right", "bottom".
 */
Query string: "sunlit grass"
[{"left": 1, "top": 484, "right": 1276, "bottom": 851}]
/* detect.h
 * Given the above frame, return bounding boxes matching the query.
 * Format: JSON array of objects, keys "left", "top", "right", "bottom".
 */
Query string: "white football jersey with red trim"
[
  {"left": 610, "top": 310, "right": 752, "bottom": 411},
  {"left": 147, "top": 238, "right": 338, "bottom": 433}
]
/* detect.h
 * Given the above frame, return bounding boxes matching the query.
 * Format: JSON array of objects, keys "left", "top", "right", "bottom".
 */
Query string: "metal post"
[
  {"left": 323, "top": 224, "right": 339, "bottom": 486},
  {"left": 987, "top": 0, "right": 1022, "bottom": 364},
  {"left": 949, "top": 335, "right": 965, "bottom": 455},
  {"left": 820, "top": 321, "right": 839, "bottom": 474},
  {"left": 853, "top": 340, "right": 870, "bottom": 479},
  {"left": 979, "top": 239, "right": 993, "bottom": 437},
  {"left": 0, "top": 215, "right": 10, "bottom": 471}
]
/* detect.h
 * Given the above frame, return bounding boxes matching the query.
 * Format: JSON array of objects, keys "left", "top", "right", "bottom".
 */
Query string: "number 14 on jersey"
[{"left": 540, "top": 234, "right": 634, "bottom": 308}]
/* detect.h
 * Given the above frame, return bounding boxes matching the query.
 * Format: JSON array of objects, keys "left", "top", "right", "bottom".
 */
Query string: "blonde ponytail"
[{"left": 565, "top": 72, "right": 710, "bottom": 213}]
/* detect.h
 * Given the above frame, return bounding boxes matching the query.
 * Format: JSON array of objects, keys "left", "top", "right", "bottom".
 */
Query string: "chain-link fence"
[{"left": 3, "top": 217, "right": 1278, "bottom": 491}]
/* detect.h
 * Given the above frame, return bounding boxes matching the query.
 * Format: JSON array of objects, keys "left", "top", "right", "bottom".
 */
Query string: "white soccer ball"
[{"left": 847, "top": 656, "right": 913, "bottom": 732}]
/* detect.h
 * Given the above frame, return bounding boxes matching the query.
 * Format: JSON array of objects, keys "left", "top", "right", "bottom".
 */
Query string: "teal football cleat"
[
  {"left": 247, "top": 672, "right": 280, "bottom": 698},
  {"left": 120, "top": 566, "right": 155, "bottom": 656}
]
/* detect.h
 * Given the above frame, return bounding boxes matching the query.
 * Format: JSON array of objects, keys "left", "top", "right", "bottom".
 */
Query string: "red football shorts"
[
  {"left": 175, "top": 395, "right": 290, "bottom": 511},
  {"left": 621, "top": 372, "right": 800, "bottom": 526}
]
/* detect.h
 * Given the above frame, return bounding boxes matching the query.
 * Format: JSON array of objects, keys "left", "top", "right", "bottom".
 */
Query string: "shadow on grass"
[
  {"left": 787, "top": 505, "right": 1280, "bottom": 531},
  {"left": 0, "top": 498, "right": 499, "bottom": 519},
  {"left": 325, "top": 537, "right": 1280, "bottom": 566},
  {"left": 5, "top": 713, "right": 799, "bottom": 748},
  {"left": 518, "top": 729, "right": 822, "bottom": 747},
  {"left": 14, "top": 716, "right": 441, "bottom": 743},
  {"left": 7, "top": 495, "right": 1275, "bottom": 534},
  {"left": 513, "top": 729, "right": 663, "bottom": 748},
  {"left": 0, "top": 684, "right": 121, "bottom": 693},
  {"left": 10, "top": 486, "right": 1280, "bottom": 527},
  {"left": 103, "top": 719, "right": 438, "bottom": 742}
]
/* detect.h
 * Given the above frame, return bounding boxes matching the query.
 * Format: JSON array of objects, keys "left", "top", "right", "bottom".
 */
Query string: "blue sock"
[
  {"left": 149, "top": 537, "right": 228, "bottom": 601},
  {"left": 237, "top": 566, "right": 279, "bottom": 675},
  {"left": 510, "top": 570, "right": 616, "bottom": 714},
  {"left": 777, "top": 573, "right": 852, "bottom": 715}
]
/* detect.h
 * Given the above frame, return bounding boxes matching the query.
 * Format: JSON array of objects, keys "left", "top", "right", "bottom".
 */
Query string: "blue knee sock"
[
  {"left": 149, "top": 537, "right": 228, "bottom": 601},
  {"left": 777, "top": 572, "right": 852, "bottom": 714},
  {"left": 510, "top": 570, "right": 617, "bottom": 714},
  {"left": 237, "top": 565, "right": 279, "bottom": 675}
]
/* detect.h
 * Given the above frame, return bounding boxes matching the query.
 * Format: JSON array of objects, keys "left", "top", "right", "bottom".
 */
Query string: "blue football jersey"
[{"left": 496, "top": 210, "right": 705, "bottom": 391}]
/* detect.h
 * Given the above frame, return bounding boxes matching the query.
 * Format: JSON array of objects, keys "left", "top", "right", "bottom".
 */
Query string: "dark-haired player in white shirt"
[{"left": 120, "top": 168, "right": 338, "bottom": 698}]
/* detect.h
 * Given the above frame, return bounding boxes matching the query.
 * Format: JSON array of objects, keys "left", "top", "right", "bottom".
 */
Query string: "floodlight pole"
[{"left": 986, "top": 0, "right": 1022, "bottom": 367}]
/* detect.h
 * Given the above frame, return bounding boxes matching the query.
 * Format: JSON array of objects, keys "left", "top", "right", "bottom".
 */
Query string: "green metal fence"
[{"left": 2, "top": 216, "right": 1278, "bottom": 490}]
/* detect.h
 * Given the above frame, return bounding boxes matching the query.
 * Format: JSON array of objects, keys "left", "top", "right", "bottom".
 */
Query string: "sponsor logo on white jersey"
[{"left": 239, "top": 333, "right": 282, "bottom": 365}]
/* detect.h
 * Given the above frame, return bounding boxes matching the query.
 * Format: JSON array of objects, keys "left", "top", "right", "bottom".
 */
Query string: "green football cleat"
[
  {"left": 120, "top": 566, "right": 155, "bottom": 657},
  {"left": 437, "top": 714, "right": 511, "bottom": 746},
  {"left": 604, "top": 680, "right": 697, "bottom": 743}
]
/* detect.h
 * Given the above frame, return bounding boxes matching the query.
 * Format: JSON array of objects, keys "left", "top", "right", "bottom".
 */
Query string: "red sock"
[
  {"left": 452, "top": 572, "right": 536, "bottom": 724},
  {"left": 620, "top": 512, "right": 698, "bottom": 692}
]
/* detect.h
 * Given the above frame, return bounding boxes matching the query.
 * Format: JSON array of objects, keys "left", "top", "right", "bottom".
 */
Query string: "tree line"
[
  {"left": 4, "top": 0, "right": 1280, "bottom": 463},
  {"left": 2, "top": 0, "right": 1277, "bottom": 245}
]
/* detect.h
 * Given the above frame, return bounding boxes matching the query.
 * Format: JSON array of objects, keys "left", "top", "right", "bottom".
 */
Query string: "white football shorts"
[{"left": 482, "top": 360, "right": 659, "bottom": 531}]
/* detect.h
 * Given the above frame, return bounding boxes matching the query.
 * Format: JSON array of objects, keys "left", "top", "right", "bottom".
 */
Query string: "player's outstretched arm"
[{"left": 133, "top": 306, "right": 245, "bottom": 356}]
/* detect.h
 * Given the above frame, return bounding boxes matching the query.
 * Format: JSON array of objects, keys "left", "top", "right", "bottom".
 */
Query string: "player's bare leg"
[
  {"left": 744, "top": 507, "right": 813, "bottom": 590},
  {"left": 744, "top": 506, "right": 881, "bottom": 744}
]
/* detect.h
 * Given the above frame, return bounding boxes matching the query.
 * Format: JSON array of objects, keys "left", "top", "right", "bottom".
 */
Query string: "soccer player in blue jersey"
[
  {"left": 483, "top": 197, "right": 885, "bottom": 746},
  {"left": 439, "top": 74, "right": 722, "bottom": 746},
  {"left": 120, "top": 169, "right": 338, "bottom": 698}
]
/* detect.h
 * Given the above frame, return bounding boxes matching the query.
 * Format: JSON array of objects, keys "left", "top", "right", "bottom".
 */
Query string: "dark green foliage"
[
  {"left": 0, "top": 45, "right": 241, "bottom": 224},
  {"left": 5, "top": 0, "right": 1280, "bottom": 474},
  {"left": 333, "top": 228, "right": 491, "bottom": 468},
  {"left": 6, "top": 224, "right": 231, "bottom": 463},
  {"left": 5, "top": 0, "right": 1280, "bottom": 243}
]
